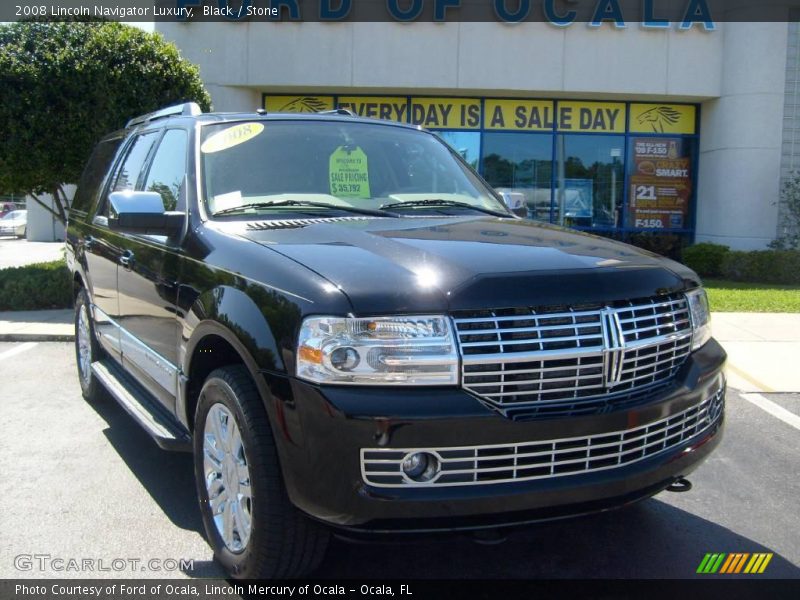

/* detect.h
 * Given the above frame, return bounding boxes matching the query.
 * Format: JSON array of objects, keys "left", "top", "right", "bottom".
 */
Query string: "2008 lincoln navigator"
[{"left": 66, "top": 103, "right": 726, "bottom": 578}]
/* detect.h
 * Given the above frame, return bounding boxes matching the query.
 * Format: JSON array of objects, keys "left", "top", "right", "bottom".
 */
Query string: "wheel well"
[{"left": 186, "top": 334, "right": 246, "bottom": 430}]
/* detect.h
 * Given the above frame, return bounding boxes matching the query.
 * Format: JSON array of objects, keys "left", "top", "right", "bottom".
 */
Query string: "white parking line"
[
  {"left": 0, "top": 342, "right": 38, "bottom": 360},
  {"left": 741, "top": 392, "right": 800, "bottom": 432}
]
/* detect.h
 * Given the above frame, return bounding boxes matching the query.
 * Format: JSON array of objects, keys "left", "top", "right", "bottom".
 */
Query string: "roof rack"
[
  {"left": 317, "top": 108, "right": 356, "bottom": 117},
  {"left": 126, "top": 102, "right": 202, "bottom": 128}
]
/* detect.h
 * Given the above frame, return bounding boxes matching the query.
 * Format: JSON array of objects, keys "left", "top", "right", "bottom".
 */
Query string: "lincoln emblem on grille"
[{"left": 602, "top": 308, "right": 626, "bottom": 389}]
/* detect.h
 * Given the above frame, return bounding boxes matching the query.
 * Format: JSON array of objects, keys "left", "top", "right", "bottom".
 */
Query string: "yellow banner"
[
  {"left": 556, "top": 101, "right": 626, "bottom": 133},
  {"left": 630, "top": 104, "right": 696, "bottom": 135},
  {"left": 261, "top": 95, "right": 699, "bottom": 136},
  {"left": 408, "top": 97, "right": 481, "bottom": 129},
  {"left": 337, "top": 97, "right": 408, "bottom": 122},
  {"left": 485, "top": 99, "right": 556, "bottom": 131},
  {"left": 264, "top": 95, "right": 334, "bottom": 113}
]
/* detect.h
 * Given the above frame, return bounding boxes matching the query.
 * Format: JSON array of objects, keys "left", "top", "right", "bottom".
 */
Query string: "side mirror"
[
  {"left": 496, "top": 189, "right": 528, "bottom": 218},
  {"left": 108, "top": 191, "right": 185, "bottom": 236}
]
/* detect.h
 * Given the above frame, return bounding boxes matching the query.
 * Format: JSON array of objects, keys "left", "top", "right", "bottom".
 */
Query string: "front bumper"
[{"left": 263, "top": 338, "right": 726, "bottom": 532}]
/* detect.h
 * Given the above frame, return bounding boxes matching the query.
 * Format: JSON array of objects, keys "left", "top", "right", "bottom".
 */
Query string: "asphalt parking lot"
[{"left": 1, "top": 342, "right": 798, "bottom": 580}]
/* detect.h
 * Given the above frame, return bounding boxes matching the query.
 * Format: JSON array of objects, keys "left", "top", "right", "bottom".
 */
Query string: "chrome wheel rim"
[
  {"left": 77, "top": 304, "right": 92, "bottom": 385},
  {"left": 203, "top": 403, "right": 252, "bottom": 553}
]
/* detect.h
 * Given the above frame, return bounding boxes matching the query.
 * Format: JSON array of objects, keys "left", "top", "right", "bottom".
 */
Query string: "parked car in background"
[
  {"left": 66, "top": 103, "right": 726, "bottom": 579},
  {"left": 0, "top": 202, "right": 21, "bottom": 218},
  {"left": 0, "top": 210, "right": 27, "bottom": 238}
]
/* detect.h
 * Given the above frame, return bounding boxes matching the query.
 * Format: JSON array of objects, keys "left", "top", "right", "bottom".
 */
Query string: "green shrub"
[
  {"left": 682, "top": 242, "right": 730, "bottom": 277},
  {"left": 720, "top": 250, "right": 800, "bottom": 285},
  {"left": 0, "top": 259, "right": 72, "bottom": 310}
]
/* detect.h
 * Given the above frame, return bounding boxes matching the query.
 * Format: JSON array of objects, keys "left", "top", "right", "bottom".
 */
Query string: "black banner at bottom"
[{"left": 2, "top": 579, "right": 798, "bottom": 600}]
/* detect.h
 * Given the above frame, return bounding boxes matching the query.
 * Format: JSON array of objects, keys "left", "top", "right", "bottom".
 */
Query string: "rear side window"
[
  {"left": 143, "top": 129, "right": 188, "bottom": 211},
  {"left": 71, "top": 137, "right": 124, "bottom": 214}
]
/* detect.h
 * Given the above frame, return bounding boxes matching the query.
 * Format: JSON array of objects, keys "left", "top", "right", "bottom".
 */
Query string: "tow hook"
[
  {"left": 472, "top": 528, "right": 508, "bottom": 545},
  {"left": 666, "top": 477, "right": 693, "bottom": 493}
]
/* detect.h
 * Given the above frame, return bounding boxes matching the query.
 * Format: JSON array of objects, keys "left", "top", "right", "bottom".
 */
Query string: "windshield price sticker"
[{"left": 329, "top": 146, "right": 371, "bottom": 199}]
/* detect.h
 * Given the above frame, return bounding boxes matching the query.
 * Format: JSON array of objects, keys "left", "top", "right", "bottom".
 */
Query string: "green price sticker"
[{"left": 329, "top": 146, "right": 371, "bottom": 199}]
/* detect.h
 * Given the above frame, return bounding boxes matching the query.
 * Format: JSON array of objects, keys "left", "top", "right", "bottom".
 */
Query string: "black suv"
[{"left": 66, "top": 103, "right": 726, "bottom": 578}]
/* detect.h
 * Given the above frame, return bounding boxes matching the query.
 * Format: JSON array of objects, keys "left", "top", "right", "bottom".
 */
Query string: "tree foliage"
[{"left": 0, "top": 21, "right": 211, "bottom": 224}]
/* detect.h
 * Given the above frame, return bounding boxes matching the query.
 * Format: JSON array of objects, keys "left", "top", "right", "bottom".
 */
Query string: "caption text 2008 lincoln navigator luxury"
[{"left": 66, "top": 103, "right": 726, "bottom": 578}]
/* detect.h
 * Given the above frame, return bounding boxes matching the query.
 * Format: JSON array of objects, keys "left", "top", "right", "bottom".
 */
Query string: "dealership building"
[{"left": 155, "top": 19, "right": 799, "bottom": 250}]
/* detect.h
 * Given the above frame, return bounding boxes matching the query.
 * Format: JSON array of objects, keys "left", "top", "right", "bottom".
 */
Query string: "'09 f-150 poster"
[{"left": 628, "top": 138, "right": 692, "bottom": 230}]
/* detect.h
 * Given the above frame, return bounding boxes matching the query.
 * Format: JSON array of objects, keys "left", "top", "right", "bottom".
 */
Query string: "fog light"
[{"left": 401, "top": 452, "right": 440, "bottom": 482}]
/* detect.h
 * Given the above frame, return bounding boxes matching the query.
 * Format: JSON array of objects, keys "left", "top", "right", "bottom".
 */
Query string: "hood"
[{"left": 230, "top": 216, "right": 699, "bottom": 314}]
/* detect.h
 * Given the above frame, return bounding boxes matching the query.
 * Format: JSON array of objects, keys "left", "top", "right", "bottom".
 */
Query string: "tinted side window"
[
  {"left": 143, "top": 130, "right": 188, "bottom": 211},
  {"left": 95, "top": 132, "right": 158, "bottom": 219},
  {"left": 71, "top": 137, "right": 124, "bottom": 214},
  {"left": 112, "top": 132, "right": 159, "bottom": 193}
]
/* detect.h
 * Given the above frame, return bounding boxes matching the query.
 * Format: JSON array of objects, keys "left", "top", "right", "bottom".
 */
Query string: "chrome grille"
[
  {"left": 455, "top": 294, "right": 693, "bottom": 415},
  {"left": 361, "top": 387, "right": 724, "bottom": 488}
]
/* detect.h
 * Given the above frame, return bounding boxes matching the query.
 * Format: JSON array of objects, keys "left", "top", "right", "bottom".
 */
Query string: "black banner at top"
[{"left": 2, "top": 0, "right": 800, "bottom": 24}]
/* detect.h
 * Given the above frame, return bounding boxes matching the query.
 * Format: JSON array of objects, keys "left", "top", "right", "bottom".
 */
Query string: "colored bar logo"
[{"left": 697, "top": 553, "right": 773, "bottom": 574}]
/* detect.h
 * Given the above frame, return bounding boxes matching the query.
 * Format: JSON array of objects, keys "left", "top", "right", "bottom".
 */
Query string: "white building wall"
[
  {"left": 25, "top": 186, "right": 72, "bottom": 242},
  {"left": 158, "top": 20, "right": 789, "bottom": 250},
  {"left": 695, "top": 22, "right": 787, "bottom": 249},
  {"left": 160, "top": 21, "right": 724, "bottom": 99}
]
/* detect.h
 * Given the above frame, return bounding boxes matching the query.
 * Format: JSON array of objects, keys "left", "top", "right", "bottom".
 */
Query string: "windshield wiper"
[
  {"left": 212, "top": 199, "right": 395, "bottom": 218},
  {"left": 378, "top": 198, "right": 509, "bottom": 218}
]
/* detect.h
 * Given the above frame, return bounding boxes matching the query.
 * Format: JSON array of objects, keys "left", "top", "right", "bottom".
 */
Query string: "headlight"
[
  {"left": 686, "top": 288, "right": 711, "bottom": 350},
  {"left": 296, "top": 315, "right": 458, "bottom": 385}
]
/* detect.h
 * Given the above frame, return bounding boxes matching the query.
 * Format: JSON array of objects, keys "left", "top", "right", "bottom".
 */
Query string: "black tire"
[
  {"left": 74, "top": 288, "right": 104, "bottom": 402},
  {"left": 193, "top": 365, "right": 329, "bottom": 579}
]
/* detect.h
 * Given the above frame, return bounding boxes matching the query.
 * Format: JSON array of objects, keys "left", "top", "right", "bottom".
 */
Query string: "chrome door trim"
[
  {"left": 92, "top": 304, "right": 179, "bottom": 397},
  {"left": 92, "top": 304, "right": 122, "bottom": 357}
]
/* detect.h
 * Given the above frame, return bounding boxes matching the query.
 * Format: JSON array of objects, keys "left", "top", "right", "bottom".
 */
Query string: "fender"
[
  {"left": 182, "top": 318, "right": 272, "bottom": 414},
  {"left": 184, "top": 285, "right": 285, "bottom": 373},
  {"left": 179, "top": 284, "right": 308, "bottom": 453}
]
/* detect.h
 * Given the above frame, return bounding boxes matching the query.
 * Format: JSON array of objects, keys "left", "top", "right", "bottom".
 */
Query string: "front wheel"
[
  {"left": 74, "top": 288, "right": 104, "bottom": 402},
  {"left": 193, "top": 365, "right": 329, "bottom": 578}
]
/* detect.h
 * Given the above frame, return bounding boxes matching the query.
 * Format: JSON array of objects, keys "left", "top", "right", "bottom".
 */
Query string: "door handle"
[{"left": 119, "top": 250, "right": 134, "bottom": 270}]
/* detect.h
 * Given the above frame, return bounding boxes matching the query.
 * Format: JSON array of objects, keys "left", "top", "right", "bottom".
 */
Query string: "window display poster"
[{"left": 627, "top": 138, "right": 692, "bottom": 230}]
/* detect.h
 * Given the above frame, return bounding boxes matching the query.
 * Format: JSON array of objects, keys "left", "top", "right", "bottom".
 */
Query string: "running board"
[{"left": 91, "top": 360, "right": 192, "bottom": 452}]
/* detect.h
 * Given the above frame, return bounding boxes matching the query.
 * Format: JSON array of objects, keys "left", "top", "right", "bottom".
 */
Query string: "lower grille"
[{"left": 361, "top": 387, "right": 724, "bottom": 488}]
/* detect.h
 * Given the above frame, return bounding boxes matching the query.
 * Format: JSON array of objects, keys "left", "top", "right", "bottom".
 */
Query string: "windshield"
[
  {"left": 199, "top": 120, "right": 506, "bottom": 217},
  {"left": 2, "top": 211, "right": 24, "bottom": 220}
]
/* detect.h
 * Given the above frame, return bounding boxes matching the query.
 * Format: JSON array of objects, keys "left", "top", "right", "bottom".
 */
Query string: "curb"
[{"left": 0, "top": 333, "right": 74, "bottom": 342}]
